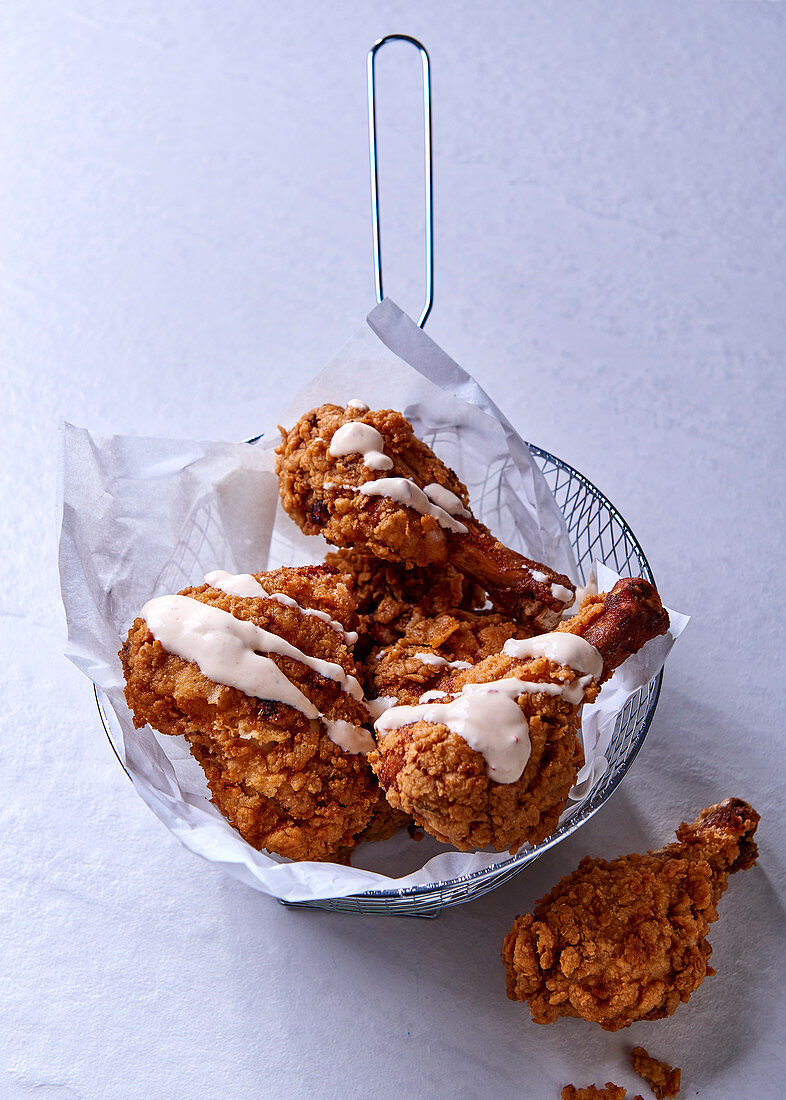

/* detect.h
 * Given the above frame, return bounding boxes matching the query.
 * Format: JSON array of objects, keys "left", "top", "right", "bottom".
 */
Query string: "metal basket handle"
[{"left": 367, "top": 34, "right": 434, "bottom": 327}]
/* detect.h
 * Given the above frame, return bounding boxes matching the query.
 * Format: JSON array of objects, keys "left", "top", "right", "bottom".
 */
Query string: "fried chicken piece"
[
  {"left": 630, "top": 1047, "right": 681, "bottom": 1099},
  {"left": 562, "top": 1085, "right": 640, "bottom": 1100},
  {"left": 276, "top": 403, "right": 574, "bottom": 630},
  {"left": 559, "top": 576, "right": 671, "bottom": 681},
  {"left": 368, "top": 609, "right": 535, "bottom": 705},
  {"left": 325, "top": 545, "right": 485, "bottom": 664},
  {"left": 369, "top": 579, "right": 669, "bottom": 852},
  {"left": 120, "top": 565, "right": 378, "bottom": 862},
  {"left": 502, "top": 798, "right": 760, "bottom": 1031}
]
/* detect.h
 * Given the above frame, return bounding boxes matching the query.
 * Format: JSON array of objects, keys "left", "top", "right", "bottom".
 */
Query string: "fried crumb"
[
  {"left": 561, "top": 1084, "right": 642, "bottom": 1100},
  {"left": 630, "top": 1047, "right": 681, "bottom": 1098}
]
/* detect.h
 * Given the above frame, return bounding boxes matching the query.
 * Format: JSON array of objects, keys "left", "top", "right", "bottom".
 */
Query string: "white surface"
[{"left": 2, "top": 2, "right": 784, "bottom": 1098}]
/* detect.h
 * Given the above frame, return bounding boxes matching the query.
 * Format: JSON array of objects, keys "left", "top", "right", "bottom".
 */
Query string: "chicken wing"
[
  {"left": 276, "top": 403, "right": 574, "bottom": 631},
  {"left": 120, "top": 565, "right": 379, "bottom": 862},
  {"left": 369, "top": 578, "right": 670, "bottom": 853},
  {"left": 501, "top": 798, "right": 759, "bottom": 1031}
]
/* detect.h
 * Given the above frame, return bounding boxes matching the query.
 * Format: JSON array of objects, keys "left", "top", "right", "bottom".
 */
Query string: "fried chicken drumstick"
[
  {"left": 120, "top": 565, "right": 380, "bottom": 862},
  {"left": 276, "top": 403, "right": 574, "bottom": 631},
  {"left": 502, "top": 798, "right": 760, "bottom": 1031},
  {"left": 368, "top": 578, "right": 670, "bottom": 853}
]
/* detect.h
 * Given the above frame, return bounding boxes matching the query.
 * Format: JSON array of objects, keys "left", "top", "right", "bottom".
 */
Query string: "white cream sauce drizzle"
[
  {"left": 550, "top": 582, "right": 574, "bottom": 603},
  {"left": 418, "top": 689, "right": 447, "bottom": 702},
  {"left": 142, "top": 595, "right": 371, "bottom": 753},
  {"left": 320, "top": 717, "right": 374, "bottom": 754},
  {"left": 365, "top": 696, "right": 398, "bottom": 720},
  {"left": 422, "top": 483, "right": 471, "bottom": 518},
  {"left": 563, "top": 573, "right": 599, "bottom": 618},
  {"left": 375, "top": 669, "right": 587, "bottom": 783},
  {"left": 205, "top": 570, "right": 358, "bottom": 646},
  {"left": 346, "top": 398, "right": 369, "bottom": 411},
  {"left": 376, "top": 678, "right": 543, "bottom": 783},
  {"left": 328, "top": 422, "right": 393, "bottom": 471},
  {"left": 502, "top": 633, "right": 603, "bottom": 679},
  {"left": 413, "top": 652, "right": 472, "bottom": 670},
  {"left": 354, "top": 477, "right": 468, "bottom": 534},
  {"left": 527, "top": 569, "right": 573, "bottom": 604}
]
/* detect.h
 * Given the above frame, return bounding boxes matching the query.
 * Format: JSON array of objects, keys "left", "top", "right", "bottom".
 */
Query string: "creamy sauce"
[
  {"left": 413, "top": 652, "right": 472, "bottom": 670},
  {"left": 321, "top": 717, "right": 374, "bottom": 754},
  {"left": 418, "top": 689, "right": 447, "bottom": 702},
  {"left": 205, "top": 570, "right": 358, "bottom": 646},
  {"left": 502, "top": 633, "right": 603, "bottom": 679},
  {"left": 374, "top": 655, "right": 598, "bottom": 781},
  {"left": 422, "top": 483, "right": 471, "bottom": 519},
  {"left": 143, "top": 595, "right": 363, "bottom": 700},
  {"left": 328, "top": 422, "right": 393, "bottom": 471},
  {"left": 563, "top": 574, "right": 599, "bottom": 618},
  {"left": 365, "top": 696, "right": 398, "bottom": 720},
  {"left": 143, "top": 594, "right": 370, "bottom": 754},
  {"left": 550, "top": 582, "right": 574, "bottom": 603},
  {"left": 526, "top": 569, "right": 573, "bottom": 604},
  {"left": 346, "top": 398, "right": 369, "bottom": 412},
  {"left": 375, "top": 678, "right": 541, "bottom": 783},
  {"left": 355, "top": 477, "right": 468, "bottom": 534}
]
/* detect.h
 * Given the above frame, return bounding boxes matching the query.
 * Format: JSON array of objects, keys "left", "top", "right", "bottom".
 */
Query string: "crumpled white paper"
[{"left": 58, "top": 299, "right": 687, "bottom": 903}]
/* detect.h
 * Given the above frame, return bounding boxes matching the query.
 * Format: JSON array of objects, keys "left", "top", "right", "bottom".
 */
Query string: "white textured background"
[{"left": 2, "top": 3, "right": 784, "bottom": 1098}]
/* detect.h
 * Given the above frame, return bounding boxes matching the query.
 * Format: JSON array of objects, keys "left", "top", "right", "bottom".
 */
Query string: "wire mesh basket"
[
  {"left": 94, "top": 36, "right": 662, "bottom": 917},
  {"left": 95, "top": 439, "right": 662, "bottom": 917},
  {"left": 278, "top": 441, "right": 662, "bottom": 916}
]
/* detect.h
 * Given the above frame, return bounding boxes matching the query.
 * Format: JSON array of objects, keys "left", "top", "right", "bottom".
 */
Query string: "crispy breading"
[
  {"left": 369, "top": 650, "right": 589, "bottom": 852},
  {"left": 502, "top": 799, "right": 759, "bottom": 1031},
  {"left": 329, "top": 783, "right": 412, "bottom": 864},
  {"left": 276, "top": 403, "right": 574, "bottom": 629},
  {"left": 276, "top": 404, "right": 469, "bottom": 567},
  {"left": 325, "top": 545, "right": 484, "bottom": 663},
  {"left": 368, "top": 609, "right": 535, "bottom": 704},
  {"left": 120, "top": 565, "right": 378, "bottom": 862},
  {"left": 368, "top": 579, "right": 668, "bottom": 853},
  {"left": 630, "top": 1047, "right": 681, "bottom": 1099},
  {"left": 561, "top": 1085, "right": 640, "bottom": 1100}
]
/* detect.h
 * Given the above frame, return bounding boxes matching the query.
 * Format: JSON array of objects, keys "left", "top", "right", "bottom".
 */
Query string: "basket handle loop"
[{"left": 367, "top": 34, "right": 434, "bottom": 327}]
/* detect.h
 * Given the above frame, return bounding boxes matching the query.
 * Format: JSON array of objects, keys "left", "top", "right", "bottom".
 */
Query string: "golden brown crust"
[
  {"left": 325, "top": 545, "right": 485, "bottom": 664},
  {"left": 630, "top": 1047, "right": 681, "bottom": 1099},
  {"left": 366, "top": 574, "right": 668, "bottom": 853},
  {"left": 276, "top": 404, "right": 469, "bottom": 567},
  {"left": 560, "top": 577, "right": 669, "bottom": 682},
  {"left": 368, "top": 609, "right": 535, "bottom": 704},
  {"left": 369, "top": 651, "right": 588, "bottom": 852},
  {"left": 119, "top": 565, "right": 378, "bottom": 862},
  {"left": 561, "top": 1085, "right": 638, "bottom": 1100},
  {"left": 501, "top": 799, "right": 760, "bottom": 1031},
  {"left": 276, "top": 403, "right": 574, "bottom": 629},
  {"left": 660, "top": 797, "right": 760, "bottom": 882},
  {"left": 450, "top": 517, "right": 574, "bottom": 631}
]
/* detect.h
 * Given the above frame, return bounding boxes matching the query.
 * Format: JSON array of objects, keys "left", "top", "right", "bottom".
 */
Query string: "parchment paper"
[{"left": 58, "top": 299, "right": 686, "bottom": 902}]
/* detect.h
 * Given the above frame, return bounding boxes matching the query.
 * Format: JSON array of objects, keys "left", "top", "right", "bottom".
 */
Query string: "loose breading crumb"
[
  {"left": 561, "top": 1084, "right": 643, "bottom": 1100},
  {"left": 630, "top": 1046, "right": 681, "bottom": 1098}
]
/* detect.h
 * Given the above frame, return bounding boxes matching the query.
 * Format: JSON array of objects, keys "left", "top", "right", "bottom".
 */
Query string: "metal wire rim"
[{"left": 94, "top": 439, "right": 663, "bottom": 914}]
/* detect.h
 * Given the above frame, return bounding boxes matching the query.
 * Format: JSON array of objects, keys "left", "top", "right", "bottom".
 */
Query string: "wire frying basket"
[
  {"left": 95, "top": 35, "right": 664, "bottom": 917},
  {"left": 279, "top": 36, "right": 664, "bottom": 914}
]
